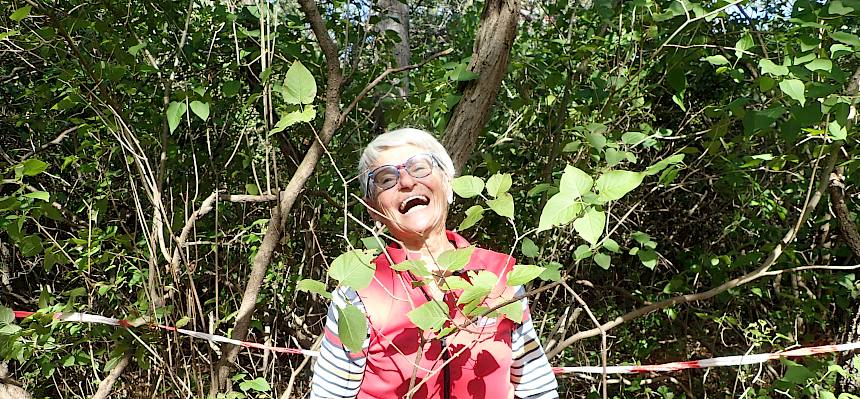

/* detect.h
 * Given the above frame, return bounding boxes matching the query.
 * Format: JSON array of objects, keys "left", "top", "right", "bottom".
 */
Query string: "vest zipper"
[{"left": 441, "top": 337, "right": 451, "bottom": 399}]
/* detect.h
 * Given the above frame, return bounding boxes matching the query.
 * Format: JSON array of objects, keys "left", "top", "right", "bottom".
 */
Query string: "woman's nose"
[{"left": 397, "top": 169, "right": 417, "bottom": 189}]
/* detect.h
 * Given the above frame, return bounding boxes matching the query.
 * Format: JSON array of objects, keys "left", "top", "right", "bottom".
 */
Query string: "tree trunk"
[
  {"left": 835, "top": 66, "right": 860, "bottom": 393},
  {"left": 442, "top": 0, "right": 520, "bottom": 173},
  {"left": 209, "top": 0, "right": 345, "bottom": 393},
  {"left": 377, "top": 0, "right": 411, "bottom": 97}
]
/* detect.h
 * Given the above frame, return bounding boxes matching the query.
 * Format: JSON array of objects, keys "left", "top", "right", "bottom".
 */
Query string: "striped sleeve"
[
  {"left": 310, "top": 287, "right": 369, "bottom": 399},
  {"left": 510, "top": 287, "right": 559, "bottom": 399}
]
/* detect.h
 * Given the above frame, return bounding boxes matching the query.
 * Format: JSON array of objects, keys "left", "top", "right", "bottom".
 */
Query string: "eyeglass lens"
[{"left": 371, "top": 154, "right": 435, "bottom": 191}]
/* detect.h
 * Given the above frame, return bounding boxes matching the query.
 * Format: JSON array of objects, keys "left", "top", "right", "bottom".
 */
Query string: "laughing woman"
[{"left": 310, "top": 128, "right": 559, "bottom": 399}]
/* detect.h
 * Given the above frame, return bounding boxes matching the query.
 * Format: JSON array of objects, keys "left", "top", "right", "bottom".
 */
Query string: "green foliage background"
[{"left": 1, "top": 0, "right": 860, "bottom": 397}]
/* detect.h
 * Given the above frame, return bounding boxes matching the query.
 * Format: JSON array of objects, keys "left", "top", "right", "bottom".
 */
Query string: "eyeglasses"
[{"left": 366, "top": 153, "right": 439, "bottom": 196}]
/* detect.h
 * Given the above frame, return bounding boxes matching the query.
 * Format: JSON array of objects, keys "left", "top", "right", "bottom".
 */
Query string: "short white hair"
[{"left": 358, "top": 128, "right": 456, "bottom": 200}]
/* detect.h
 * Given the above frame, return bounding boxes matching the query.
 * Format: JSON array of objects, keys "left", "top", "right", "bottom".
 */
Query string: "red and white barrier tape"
[{"left": 12, "top": 311, "right": 860, "bottom": 375}]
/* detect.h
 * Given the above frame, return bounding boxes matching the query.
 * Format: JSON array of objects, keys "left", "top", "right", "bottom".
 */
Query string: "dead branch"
[{"left": 91, "top": 353, "right": 132, "bottom": 399}]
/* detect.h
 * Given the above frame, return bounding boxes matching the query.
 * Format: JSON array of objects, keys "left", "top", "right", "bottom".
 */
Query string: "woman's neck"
[{"left": 401, "top": 228, "right": 455, "bottom": 263}]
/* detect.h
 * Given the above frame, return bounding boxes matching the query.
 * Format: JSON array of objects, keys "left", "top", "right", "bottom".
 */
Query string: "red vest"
[{"left": 356, "top": 231, "right": 519, "bottom": 399}]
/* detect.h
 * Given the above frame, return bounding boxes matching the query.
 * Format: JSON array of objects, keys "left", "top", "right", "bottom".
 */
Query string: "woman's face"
[{"left": 368, "top": 145, "right": 450, "bottom": 243}]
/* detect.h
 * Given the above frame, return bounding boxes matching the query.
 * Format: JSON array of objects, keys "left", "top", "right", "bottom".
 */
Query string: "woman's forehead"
[{"left": 372, "top": 144, "right": 426, "bottom": 167}]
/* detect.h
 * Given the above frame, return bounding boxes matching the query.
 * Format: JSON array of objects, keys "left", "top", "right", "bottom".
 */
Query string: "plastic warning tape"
[
  {"left": 13, "top": 310, "right": 860, "bottom": 374},
  {"left": 13, "top": 311, "right": 319, "bottom": 357}
]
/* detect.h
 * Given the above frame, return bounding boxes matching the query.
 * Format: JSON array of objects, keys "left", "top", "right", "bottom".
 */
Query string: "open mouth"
[{"left": 399, "top": 195, "right": 430, "bottom": 214}]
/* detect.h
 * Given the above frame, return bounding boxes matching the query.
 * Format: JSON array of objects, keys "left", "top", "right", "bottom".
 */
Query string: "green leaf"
[
  {"left": 245, "top": 183, "right": 259, "bottom": 195},
  {"left": 458, "top": 271, "right": 497, "bottom": 306},
  {"left": 831, "top": 43, "right": 854, "bottom": 58},
  {"left": 328, "top": 249, "right": 377, "bottom": 290},
  {"left": 574, "top": 244, "right": 592, "bottom": 260},
  {"left": 283, "top": 60, "right": 317, "bottom": 104},
  {"left": 337, "top": 304, "right": 368, "bottom": 353},
  {"left": 585, "top": 132, "right": 607, "bottom": 149},
  {"left": 602, "top": 238, "right": 620, "bottom": 253},
  {"left": 506, "top": 264, "right": 546, "bottom": 286},
  {"left": 239, "top": 377, "right": 270, "bottom": 392},
  {"left": 559, "top": 165, "right": 593, "bottom": 197},
  {"left": 485, "top": 173, "right": 512, "bottom": 197},
  {"left": 18, "top": 235, "right": 44, "bottom": 257},
  {"left": 451, "top": 63, "right": 479, "bottom": 81},
  {"left": 297, "top": 279, "right": 332, "bottom": 299},
  {"left": 458, "top": 205, "right": 484, "bottom": 231},
  {"left": 128, "top": 41, "right": 147, "bottom": 56},
  {"left": 223, "top": 80, "right": 241, "bottom": 97},
  {"left": 391, "top": 260, "right": 431, "bottom": 278},
  {"left": 451, "top": 176, "right": 484, "bottom": 198},
  {"left": 0, "top": 306, "right": 13, "bottom": 325},
  {"left": 166, "top": 101, "right": 187, "bottom": 133},
  {"left": 486, "top": 192, "right": 514, "bottom": 219},
  {"left": 828, "top": 120, "right": 847, "bottom": 140},
  {"left": 407, "top": 300, "right": 448, "bottom": 331},
  {"left": 360, "top": 236, "right": 384, "bottom": 252},
  {"left": 735, "top": 33, "right": 754, "bottom": 59},
  {"left": 538, "top": 261, "right": 562, "bottom": 281},
  {"left": 440, "top": 276, "right": 471, "bottom": 290},
  {"left": 820, "top": 392, "right": 837, "bottom": 399},
  {"left": 831, "top": 31, "right": 860, "bottom": 47},
  {"left": 702, "top": 55, "right": 729, "bottom": 66},
  {"left": 537, "top": 192, "right": 582, "bottom": 232},
  {"left": 829, "top": 0, "right": 855, "bottom": 14},
  {"left": 175, "top": 316, "right": 191, "bottom": 328},
  {"left": 437, "top": 246, "right": 474, "bottom": 272},
  {"left": 605, "top": 148, "right": 625, "bottom": 167},
  {"left": 779, "top": 79, "right": 805, "bottom": 106},
  {"left": 496, "top": 300, "right": 523, "bottom": 323},
  {"left": 595, "top": 170, "right": 644, "bottom": 202},
  {"left": 19, "top": 159, "right": 48, "bottom": 177},
  {"left": 24, "top": 191, "right": 50, "bottom": 202},
  {"left": 593, "top": 252, "right": 611, "bottom": 269},
  {"left": 621, "top": 132, "right": 648, "bottom": 145},
  {"left": 759, "top": 59, "right": 789, "bottom": 76},
  {"left": 638, "top": 248, "right": 658, "bottom": 269},
  {"left": 645, "top": 154, "right": 685, "bottom": 176},
  {"left": 573, "top": 208, "right": 605, "bottom": 246},
  {"left": 190, "top": 101, "right": 210, "bottom": 121},
  {"left": 520, "top": 238, "right": 539, "bottom": 258},
  {"left": 805, "top": 58, "right": 832, "bottom": 72},
  {"left": 10, "top": 5, "right": 31, "bottom": 22},
  {"left": 270, "top": 106, "right": 316, "bottom": 134}
]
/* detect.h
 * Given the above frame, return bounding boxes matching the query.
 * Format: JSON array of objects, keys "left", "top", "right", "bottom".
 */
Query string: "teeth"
[{"left": 399, "top": 195, "right": 429, "bottom": 212}]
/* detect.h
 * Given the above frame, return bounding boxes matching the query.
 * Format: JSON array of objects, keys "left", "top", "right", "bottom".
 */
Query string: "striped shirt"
[{"left": 310, "top": 285, "right": 559, "bottom": 398}]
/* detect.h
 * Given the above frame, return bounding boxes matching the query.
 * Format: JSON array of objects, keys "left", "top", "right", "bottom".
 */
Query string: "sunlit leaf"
[
  {"left": 487, "top": 192, "right": 514, "bottom": 219},
  {"left": 452, "top": 176, "right": 484, "bottom": 198},
  {"left": 506, "top": 264, "right": 546, "bottom": 286},
  {"left": 458, "top": 205, "right": 485, "bottom": 231},
  {"left": 297, "top": 279, "right": 332, "bottom": 299},
  {"left": 190, "top": 101, "right": 210, "bottom": 121},
  {"left": 338, "top": 304, "right": 368, "bottom": 353},
  {"left": 437, "top": 246, "right": 474, "bottom": 272},
  {"left": 559, "top": 165, "right": 592, "bottom": 197},
  {"left": 328, "top": 249, "right": 377, "bottom": 290},
  {"left": 573, "top": 208, "right": 605, "bottom": 246},
  {"left": 595, "top": 170, "right": 644, "bottom": 202},
  {"left": 407, "top": 300, "right": 447, "bottom": 331},
  {"left": 166, "top": 101, "right": 187, "bottom": 133},
  {"left": 283, "top": 60, "right": 317, "bottom": 104},
  {"left": 520, "top": 238, "right": 539, "bottom": 258},
  {"left": 485, "top": 173, "right": 512, "bottom": 197},
  {"left": 537, "top": 192, "right": 582, "bottom": 232},
  {"left": 779, "top": 79, "right": 805, "bottom": 106}
]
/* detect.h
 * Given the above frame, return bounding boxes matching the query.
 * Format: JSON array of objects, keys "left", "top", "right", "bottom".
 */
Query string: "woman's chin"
[{"left": 394, "top": 213, "right": 441, "bottom": 238}]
